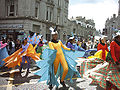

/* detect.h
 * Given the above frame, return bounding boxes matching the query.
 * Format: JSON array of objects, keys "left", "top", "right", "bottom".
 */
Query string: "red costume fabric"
[
  {"left": 110, "top": 41, "right": 120, "bottom": 63},
  {"left": 97, "top": 43, "right": 109, "bottom": 61}
]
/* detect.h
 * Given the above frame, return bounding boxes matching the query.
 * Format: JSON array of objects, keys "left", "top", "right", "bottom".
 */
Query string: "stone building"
[
  {"left": 0, "top": 0, "right": 69, "bottom": 41},
  {"left": 67, "top": 16, "right": 96, "bottom": 41},
  {"left": 104, "top": 14, "right": 118, "bottom": 40},
  {"left": 104, "top": 0, "right": 120, "bottom": 40}
]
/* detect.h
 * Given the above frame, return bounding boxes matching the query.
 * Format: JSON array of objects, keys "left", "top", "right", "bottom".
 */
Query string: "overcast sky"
[{"left": 68, "top": 0, "right": 119, "bottom": 30}]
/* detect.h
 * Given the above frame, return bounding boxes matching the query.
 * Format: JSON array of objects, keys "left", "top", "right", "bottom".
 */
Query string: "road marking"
[
  {"left": 6, "top": 68, "right": 15, "bottom": 90},
  {"left": 0, "top": 82, "right": 37, "bottom": 88}
]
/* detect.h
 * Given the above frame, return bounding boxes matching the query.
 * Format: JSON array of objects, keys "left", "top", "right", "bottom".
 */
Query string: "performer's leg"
[
  {"left": 21, "top": 56, "right": 25, "bottom": 67},
  {"left": 25, "top": 56, "right": 30, "bottom": 77},
  {"left": 25, "top": 56, "right": 30, "bottom": 69},
  {"left": 20, "top": 56, "right": 25, "bottom": 73},
  {"left": 60, "top": 55, "right": 68, "bottom": 82},
  {"left": 53, "top": 56, "right": 60, "bottom": 75}
]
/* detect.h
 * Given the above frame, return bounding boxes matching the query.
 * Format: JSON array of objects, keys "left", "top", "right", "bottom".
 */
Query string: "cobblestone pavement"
[{"left": 0, "top": 65, "right": 104, "bottom": 90}]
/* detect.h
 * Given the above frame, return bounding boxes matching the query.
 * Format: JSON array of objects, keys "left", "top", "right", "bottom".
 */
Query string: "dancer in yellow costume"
[{"left": 48, "top": 27, "right": 74, "bottom": 88}]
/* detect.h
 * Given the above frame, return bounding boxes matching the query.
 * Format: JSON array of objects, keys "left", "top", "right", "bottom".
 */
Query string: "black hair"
[
  {"left": 114, "top": 35, "right": 120, "bottom": 40},
  {"left": 66, "top": 39, "right": 72, "bottom": 46},
  {"left": 22, "top": 38, "right": 27, "bottom": 44}
]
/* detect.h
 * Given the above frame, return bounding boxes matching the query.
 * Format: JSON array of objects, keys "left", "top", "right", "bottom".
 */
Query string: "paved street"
[{"left": 0, "top": 64, "right": 104, "bottom": 90}]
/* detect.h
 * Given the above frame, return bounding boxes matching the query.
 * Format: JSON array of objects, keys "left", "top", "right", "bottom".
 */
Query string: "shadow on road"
[
  {"left": 0, "top": 66, "right": 40, "bottom": 87},
  {"left": 13, "top": 72, "right": 40, "bottom": 86},
  {"left": 66, "top": 79, "right": 83, "bottom": 90}
]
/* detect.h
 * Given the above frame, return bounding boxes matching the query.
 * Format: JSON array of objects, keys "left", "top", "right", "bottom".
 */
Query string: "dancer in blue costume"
[
  {"left": 35, "top": 27, "right": 85, "bottom": 89},
  {"left": 0, "top": 41, "right": 9, "bottom": 67}
]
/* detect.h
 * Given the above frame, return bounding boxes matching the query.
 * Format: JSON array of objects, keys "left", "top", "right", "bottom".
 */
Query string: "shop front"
[{"left": 0, "top": 24, "right": 24, "bottom": 41}]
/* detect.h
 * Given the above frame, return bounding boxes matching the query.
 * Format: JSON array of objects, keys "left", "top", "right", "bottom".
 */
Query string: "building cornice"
[{"left": 0, "top": 16, "right": 64, "bottom": 27}]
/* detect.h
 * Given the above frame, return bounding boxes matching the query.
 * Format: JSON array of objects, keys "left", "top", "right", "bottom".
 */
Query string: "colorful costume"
[
  {"left": 0, "top": 41, "right": 9, "bottom": 67},
  {"left": 74, "top": 44, "right": 85, "bottom": 51},
  {"left": 3, "top": 43, "right": 40, "bottom": 68},
  {"left": 67, "top": 42, "right": 74, "bottom": 50},
  {"left": 110, "top": 41, "right": 120, "bottom": 63},
  {"left": 97, "top": 43, "right": 109, "bottom": 60},
  {"left": 37, "top": 41, "right": 44, "bottom": 59},
  {"left": 88, "top": 50, "right": 108, "bottom": 59},
  {"left": 79, "top": 41, "right": 120, "bottom": 89},
  {"left": 35, "top": 40, "right": 85, "bottom": 87}
]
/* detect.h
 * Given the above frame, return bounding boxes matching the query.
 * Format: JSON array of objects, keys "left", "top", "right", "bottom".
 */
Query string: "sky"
[{"left": 68, "top": 0, "right": 119, "bottom": 31}]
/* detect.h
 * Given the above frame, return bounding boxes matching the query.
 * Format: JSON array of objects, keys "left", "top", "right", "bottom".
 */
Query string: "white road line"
[{"left": 6, "top": 68, "right": 15, "bottom": 90}]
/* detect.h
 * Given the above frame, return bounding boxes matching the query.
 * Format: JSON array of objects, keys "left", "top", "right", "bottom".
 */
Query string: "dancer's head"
[
  {"left": 52, "top": 33, "right": 58, "bottom": 40},
  {"left": 114, "top": 31, "right": 120, "bottom": 42},
  {"left": 100, "top": 36, "right": 107, "bottom": 43},
  {"left": 22, "top": 38, "right": 27, "bottom": 45},
  {"left": 114, "top": 35, "right": 120, "bottom": 42}
]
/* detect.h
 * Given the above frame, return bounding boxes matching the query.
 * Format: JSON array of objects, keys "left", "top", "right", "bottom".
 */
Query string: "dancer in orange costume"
[{"left": 3, "top": 38, "right": 40, "bottom": 69}]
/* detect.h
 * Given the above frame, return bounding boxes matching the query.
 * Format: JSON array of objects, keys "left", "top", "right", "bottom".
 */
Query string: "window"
[
  {"left": 46, "top": 6, "right": 53, "bottom": 21},
  {"left": 64, "top": 15, "right": 67, "bottom": 23},
  {"left": 57, "top": 10, "right": 60, "bottom": 24},
  {"left": 46, "top": 34, "right": 51, "bottom": 41},
  {"left": 46, "top": 11, "right": 49, "bottom": 20},
  {"left": 50, "top": 11, "right": 52, "bottom": 21},
  {"left": 35, "top": 1, "right": 39, "bottom": 18},
  {"left": 58, "top": 0, "right": 61, "bottom": 6},
  {"left": 9, "top": 5, "right": 14, "bottom": 16},
  {"left": 65, "top": 1, "right": 68, "bottom": 8},
  {"left": 46, "top": 6, "right": 49, "bottom": 20},
  {"left": 5, "top": 0, "right": 18, "bottom": 16},
  {"left": 35, "top": 7, "right": 38, "bottom": 17},
  {"left": 73, "top": 29, "right": 76, "bottom": 33},
  {"left": 33, "top": 25, "right": 40, "bottom": 33}
]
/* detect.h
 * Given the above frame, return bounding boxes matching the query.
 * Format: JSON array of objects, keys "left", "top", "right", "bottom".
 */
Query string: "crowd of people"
[{"left": 0, "top": 28, "right": 120, "bottom": 90}]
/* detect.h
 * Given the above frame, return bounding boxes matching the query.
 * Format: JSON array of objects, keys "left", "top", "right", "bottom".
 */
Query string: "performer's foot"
[
  {"left": 60, "top": 81, "right": 66, "bottom": 87},
  {"left": 49, "top": 84, "right": 53, "bottom": 90}
]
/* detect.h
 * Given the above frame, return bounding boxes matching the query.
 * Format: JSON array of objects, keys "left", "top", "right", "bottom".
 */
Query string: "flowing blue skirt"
[
  {"left": 35, "top": 48, "right": 85, "bottom": 87},
  {"left": 0, "top": 47, "right": 9, "bottom": 67}
]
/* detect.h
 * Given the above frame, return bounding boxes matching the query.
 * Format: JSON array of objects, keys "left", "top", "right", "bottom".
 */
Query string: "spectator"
[
  {"left": 9, "top": 38, "right": 15, "bottom": 55},
  {"left": 1, "top": 37, "right": 5, "bottom": 44},
  {"left": 15, "top": 39, "right": 21, "bottom": 51}
]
